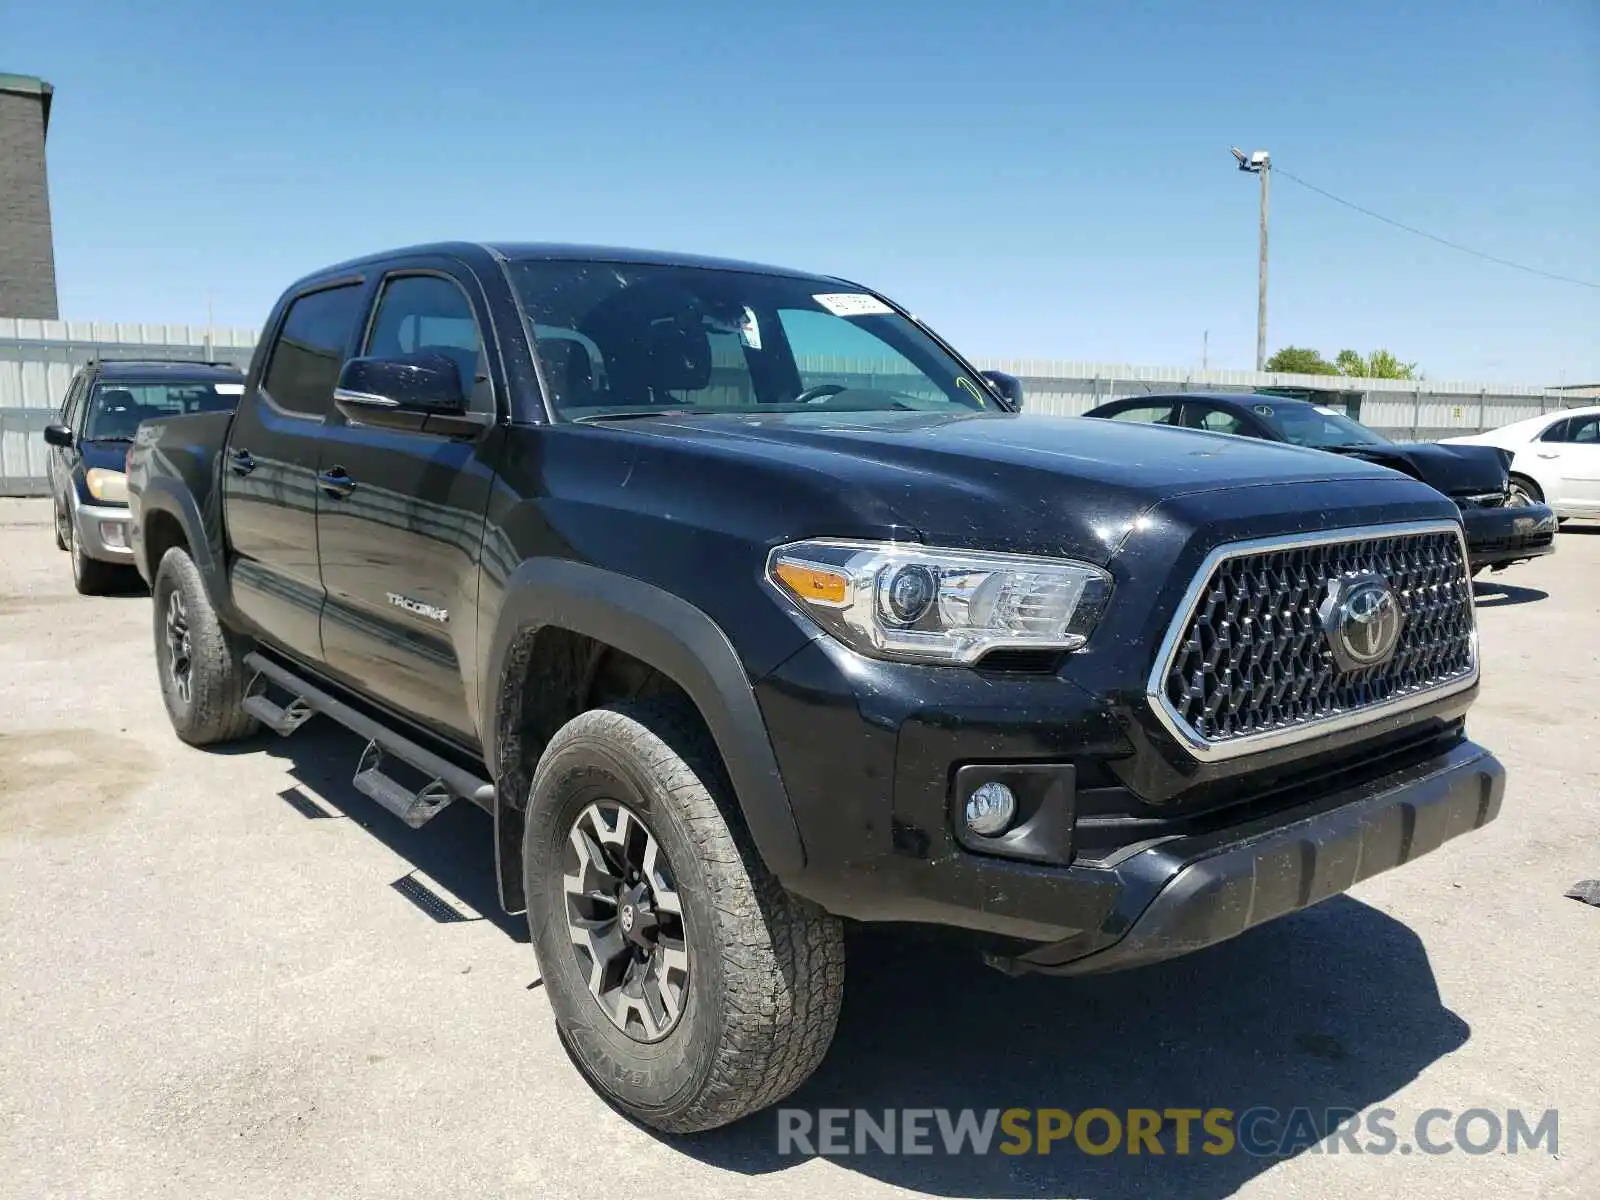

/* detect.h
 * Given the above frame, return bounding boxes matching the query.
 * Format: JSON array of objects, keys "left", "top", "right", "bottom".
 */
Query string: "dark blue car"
[
  {"left": 1083, "top": 391, "right": 1558, "bottom": 575},
  {"left": 43, "top": 359, "right": 244, "bottom": 593}
]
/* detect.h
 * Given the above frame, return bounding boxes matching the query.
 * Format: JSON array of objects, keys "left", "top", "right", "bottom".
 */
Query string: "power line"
[{"left": 1273, "top": 167, "right": 1600, "bottom": 290}]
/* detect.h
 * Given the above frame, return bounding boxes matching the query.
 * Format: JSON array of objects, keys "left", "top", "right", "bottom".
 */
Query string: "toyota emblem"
[{"left": 1319, "top": 573, "right": 1405, "bottom": 672}]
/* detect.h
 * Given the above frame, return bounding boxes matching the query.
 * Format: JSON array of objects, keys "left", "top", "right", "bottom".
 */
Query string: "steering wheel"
[{"left": 793, "top": 384, "right": 849, "bottom": 405}]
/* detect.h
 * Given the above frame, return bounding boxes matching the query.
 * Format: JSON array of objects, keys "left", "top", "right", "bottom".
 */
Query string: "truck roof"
[{"left": 297, "top": 242, "right": 842, "bottom": 289}]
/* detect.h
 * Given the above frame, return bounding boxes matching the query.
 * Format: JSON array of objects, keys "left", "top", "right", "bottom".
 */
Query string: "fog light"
[
  {"left": 964, "top": 781, "right": 1017, "bottom": 837},
  {"left": 99, "top": 521, "right": 128, "bottom": 548}
]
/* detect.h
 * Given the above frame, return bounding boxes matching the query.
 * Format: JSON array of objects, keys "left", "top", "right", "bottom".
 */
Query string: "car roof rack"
[{"left": 84, "top": 356, "right": 241, "bottom": 369}]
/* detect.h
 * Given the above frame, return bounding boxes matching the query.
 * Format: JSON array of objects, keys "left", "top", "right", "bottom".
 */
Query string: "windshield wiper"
[{"left": 571, "top": 408, "right": 718, "bottom": 424}]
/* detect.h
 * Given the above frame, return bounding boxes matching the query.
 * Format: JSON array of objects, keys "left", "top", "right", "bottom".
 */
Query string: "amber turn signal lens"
[{"left": 773, "top": 561, "right": 850, "bottom": 605}]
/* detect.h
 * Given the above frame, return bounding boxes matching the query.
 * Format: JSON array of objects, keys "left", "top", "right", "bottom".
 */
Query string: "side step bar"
[{"left": 242, "top": 652, "right": 495, "bottom": 828}]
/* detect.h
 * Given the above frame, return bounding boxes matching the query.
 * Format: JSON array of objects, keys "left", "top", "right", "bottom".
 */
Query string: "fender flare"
[
  {"left": 484, "top": 558, "right": 807, "bottom": 909},
  {"left": 133, "top": 476, "right": 235, "bottom": 619}
]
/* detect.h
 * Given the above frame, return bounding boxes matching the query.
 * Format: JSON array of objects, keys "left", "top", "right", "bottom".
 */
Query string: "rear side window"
[
  {"left": 261, "top": 284, "right": 366, "bottom": 418},
  {"left": 1569, "top": 416, "right": 1600, "bottom": 444},
  {"left": 1105, "top": 403, "right": 1178, "bottom": 425}
]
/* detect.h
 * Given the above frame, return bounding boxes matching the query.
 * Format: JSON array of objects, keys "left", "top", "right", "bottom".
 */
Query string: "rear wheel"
[
  {"left": 68, "top": 513, "right": 122, "bottom": 595},
  {"left": 524, "top": 699, "right": 845, "bottom": 1133},
  {"left": 152, "top": 547, "right": 259, "bottom": 745}
]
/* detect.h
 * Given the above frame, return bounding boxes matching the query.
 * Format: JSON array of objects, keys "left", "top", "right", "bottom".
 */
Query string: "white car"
[{"left": 1442, "top": 405, "right": 1600, "bottom": 520}]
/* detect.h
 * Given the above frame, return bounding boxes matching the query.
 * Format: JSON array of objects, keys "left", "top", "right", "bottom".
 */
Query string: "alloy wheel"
[
  {"left": 164, "top": 590, "right": 193, "bottom": 706},
  {"left": 562, "top": 800, "right": 690, "bottom": 1042}
]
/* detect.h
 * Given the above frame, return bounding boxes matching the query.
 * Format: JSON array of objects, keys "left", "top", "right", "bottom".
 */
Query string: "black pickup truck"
[{"left": 127, "top": 242, "right": 1505, "bottom": 1133}]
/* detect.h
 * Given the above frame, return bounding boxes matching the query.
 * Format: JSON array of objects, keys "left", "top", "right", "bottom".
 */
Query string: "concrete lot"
[{"left": 1, "top": 496, "right": 1596, "bottom": 1200}]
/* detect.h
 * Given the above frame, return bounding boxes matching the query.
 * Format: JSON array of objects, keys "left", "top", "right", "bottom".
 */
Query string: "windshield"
[
  {"left": 83, "top": 380, "right": 242, "bottom": 441},
  {"left": 1251, "top": 401, "right": 1390, "bottom": 449},
  {"left": 505, "top": 260, "right": 1003, "bottom": 419}
]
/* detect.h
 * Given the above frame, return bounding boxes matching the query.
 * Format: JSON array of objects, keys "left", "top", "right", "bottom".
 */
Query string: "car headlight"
[
  {"left": 84, "top": 468, "right": 128, "bottom": 503},
  {"left": 767, "top": 539, "right": 1112, "bottom": 665}
]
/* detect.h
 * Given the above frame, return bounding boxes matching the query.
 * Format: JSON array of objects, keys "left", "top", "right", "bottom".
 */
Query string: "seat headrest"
[
  {"left": 539, "top": 339, "right": 596, "bottom": 408},
  {"left": 646, "top": 320, "right": 711, "bottom": 393}
]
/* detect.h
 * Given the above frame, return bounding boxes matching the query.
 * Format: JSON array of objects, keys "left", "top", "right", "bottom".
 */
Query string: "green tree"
[
  {"left": 1264, "top": 346, "right": 1339, "bottom": 375},
  {"left": 1335, "top": 349, "right": 1419, "bottom": 380}
]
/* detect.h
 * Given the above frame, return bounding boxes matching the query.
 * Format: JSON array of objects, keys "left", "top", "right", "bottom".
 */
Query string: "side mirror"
[
  {"left": 43, "top": 423, "right": 74, "bottom": 448},
  {"left": 336, "top": 353, "right": 466, "bottom": 413},
  {"left": 981, "top": 371, "right": 1024, "bottom": 410}
]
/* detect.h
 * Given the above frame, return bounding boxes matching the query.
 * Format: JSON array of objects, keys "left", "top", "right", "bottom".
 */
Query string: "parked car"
[
  {"left": 1440, "top": 405, "right": 1600, "bottom": 521},
  {"left": 42, "top": 359, "right": 245, "bottom": 593},
  {"left": 1083, "top": 392, "right": 1558, "bottom": 575},
  {"left": 127, "top": 242, "right": 1503, "bottom": 1132}
]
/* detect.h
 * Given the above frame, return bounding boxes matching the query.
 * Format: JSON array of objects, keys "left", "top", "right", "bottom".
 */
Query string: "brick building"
[{"left": 0, "top": 73, "right": 59, "bottom": 320}]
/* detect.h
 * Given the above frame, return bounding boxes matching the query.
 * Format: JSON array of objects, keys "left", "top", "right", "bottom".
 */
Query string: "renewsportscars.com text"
[{"left": 776, "top": 1106, "right": 1559, "bottom": 1158}]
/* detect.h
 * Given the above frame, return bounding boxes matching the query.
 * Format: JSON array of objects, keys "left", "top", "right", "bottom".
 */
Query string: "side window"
[
  {"left": 1569, "top": 416, "right": 1600, "bottom": 444},
  {"left": 1187, "top": 405, "right": 1249, "bottom": 435},
  {"left": 61, "top": 375, "right": 86, "bottom": 427},
  {"left": 1540, "top": 418, "right": 1571, "bottom": 443},
  {"left": 364, "top": 274, "right": 489, "bottom": 412},
  {"left": 1105, "top": 403, "right": 1178, "bottom": 425},
  {"left": 261, "top": 284, "right": 366, "bottom": 418}
]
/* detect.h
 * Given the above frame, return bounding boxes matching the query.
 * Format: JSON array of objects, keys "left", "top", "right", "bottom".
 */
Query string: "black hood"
[
  {"left": 587, "top": 410, "right": 1425, "bottom": 563},
  {"left": 1321, "top": 441, "right": 1510, "bottom": 497}
]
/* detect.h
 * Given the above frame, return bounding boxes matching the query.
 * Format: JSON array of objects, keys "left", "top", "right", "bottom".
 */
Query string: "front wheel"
[
  {"left": 524, "top": 700, "right": 845, "bottom": 1133},
  {"left": 152, "top": 547, "right": 259, "bottom": 745},
  {"left": 68, "top": 513, "right": 122, "bottom": 595},
  {"left": 1507, "top": 476, "right": 1543, "bottom": 507}
]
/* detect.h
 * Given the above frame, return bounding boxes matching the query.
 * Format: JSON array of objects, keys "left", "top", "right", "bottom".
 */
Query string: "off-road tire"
[
  {"left": 152, "top": 547, "right": 259, "bottom": 746},
  {"left": 524, "top": 699, "right": 845, "bottom": 1133}
]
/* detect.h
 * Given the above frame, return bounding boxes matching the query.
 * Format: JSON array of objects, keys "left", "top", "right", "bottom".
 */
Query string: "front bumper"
[
  {"left": 1460, "top": 502, "right": 1557, "bottom": 569},
  {"left": 72, "top": 501, "right": 134, "bottom": 562},
  {"left": 760, "top": 636, "right": 1502, "bottom": 973},
  {"left": 999, "top": 739, "right": 1503, "bottom": 974}
]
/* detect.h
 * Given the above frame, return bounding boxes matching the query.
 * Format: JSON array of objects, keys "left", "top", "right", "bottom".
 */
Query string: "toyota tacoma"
[{"left": 126, "top": 243, "right": 1505, "bottom": 1132}]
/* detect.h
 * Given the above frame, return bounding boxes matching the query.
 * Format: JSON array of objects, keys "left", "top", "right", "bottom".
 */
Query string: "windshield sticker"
[
  {"left": 738, "top": 306, "right": 763, "bottom": 351},
  {"left": 214, "top": 383, "right": 245, "bottom": 395},
  {"left": 1314, "top": 405, "right": 1343, "bottom": 416},
  {"left": 955, "top": 376, "right": 986, "bottom": 405},
  {"left": 1252, "top": 403, "right": 1274, "bottom": 416},
  {"left": 813, "top": 293, "right": 894, "bottom": 318}
]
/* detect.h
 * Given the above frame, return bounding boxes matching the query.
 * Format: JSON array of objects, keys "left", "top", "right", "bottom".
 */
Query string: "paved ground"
[{"left": 2, "top": 496, "right": 1596, "bottom": 1200}]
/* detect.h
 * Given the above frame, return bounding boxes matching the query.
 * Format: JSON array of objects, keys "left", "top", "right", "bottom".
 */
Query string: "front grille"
[{"left": 1154, "top": 524, "right": 1476, "bottom": 753}]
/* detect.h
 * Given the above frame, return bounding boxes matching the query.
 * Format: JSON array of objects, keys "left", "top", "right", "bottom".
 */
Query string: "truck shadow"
[
  {"left": 237, "top": 721, "right": 1467, "bottom": 1200},
  {"left": 679, "top": 910, "right": 1469, "bottom": 1198},
  {"left": 1471, "top": 579, "right": 1548, "bottom": 607}
]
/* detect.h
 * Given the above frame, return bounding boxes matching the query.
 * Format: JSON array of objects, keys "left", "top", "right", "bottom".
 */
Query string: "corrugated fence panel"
[{"left": 0, "top": 323, "right": 1580, "bottom": 494}]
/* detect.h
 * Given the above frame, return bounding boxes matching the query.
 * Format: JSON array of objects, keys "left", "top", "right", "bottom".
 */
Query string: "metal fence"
[{"left": 0, "top": 317, "right": 1582, "bottom": 496}]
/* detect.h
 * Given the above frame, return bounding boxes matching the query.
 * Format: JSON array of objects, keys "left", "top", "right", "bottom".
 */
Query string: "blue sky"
[{"left": 10, "top": 0, "right": 1598, "bottom": 383}]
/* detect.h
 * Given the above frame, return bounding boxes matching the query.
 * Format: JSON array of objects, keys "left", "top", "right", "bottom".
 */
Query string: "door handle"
[
  {"left": 229, "top": 448, "right": 256, "bottom": 475},
  {"left": 1536, "top": 451, "right": 1561, "bottom": 459},
  {"left": 318, "top": 467, "right": 356, "bottom": 499}
]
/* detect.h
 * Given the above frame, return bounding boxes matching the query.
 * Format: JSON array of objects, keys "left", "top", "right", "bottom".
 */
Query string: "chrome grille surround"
[{"left": 1147, "top": 520, "right": 1478, "bottom": 760}]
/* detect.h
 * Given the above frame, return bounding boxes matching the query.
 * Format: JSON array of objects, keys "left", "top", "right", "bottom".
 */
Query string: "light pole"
[{"left": 1231, "top": 147, "right": 1270, "bottom": 371}]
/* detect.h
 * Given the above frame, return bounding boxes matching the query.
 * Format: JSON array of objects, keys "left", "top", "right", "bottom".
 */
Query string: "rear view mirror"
[
  {"left": 981, "top": 371, "right": 1024, "bottom": 410},
  {"left": 43, "top": 423, "right": 73, "bottom": 448}
]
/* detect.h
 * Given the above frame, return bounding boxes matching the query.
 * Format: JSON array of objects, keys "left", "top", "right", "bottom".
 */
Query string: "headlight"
[
  {"left": 767, "top": 539, "right": 1112, "bottom": 665},
  {"left": 84, "top": 468, "right": 129, "bottom": 503}
]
